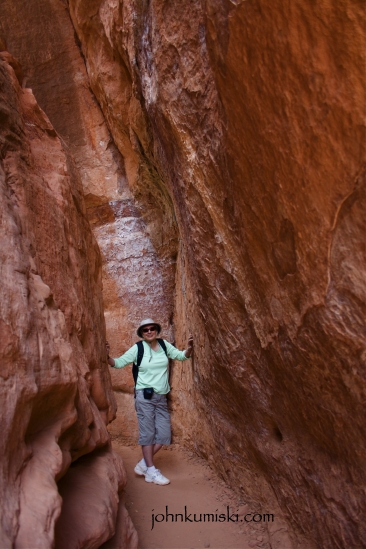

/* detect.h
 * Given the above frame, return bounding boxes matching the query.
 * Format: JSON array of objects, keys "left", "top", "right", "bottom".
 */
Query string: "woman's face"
[{"left": 141, "top": 324, "right": 157, "bottom": 343}]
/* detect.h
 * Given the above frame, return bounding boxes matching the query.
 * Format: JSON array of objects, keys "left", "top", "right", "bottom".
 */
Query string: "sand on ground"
[{"left": 112, "top": 442, "right": 272, "bottom": 549}]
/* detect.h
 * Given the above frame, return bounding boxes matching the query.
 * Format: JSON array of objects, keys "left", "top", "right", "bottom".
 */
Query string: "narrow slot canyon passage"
[
  {"left": 0, "top": 2, "right": 365, "bottom": 549},
  {"left": 109, "top": 443, "right": 279, "bottom": 549}
]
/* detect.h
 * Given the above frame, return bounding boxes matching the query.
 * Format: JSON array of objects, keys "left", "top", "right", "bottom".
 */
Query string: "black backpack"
[{"left": 132, "top": 339, "right": 168, "bottom": 387}]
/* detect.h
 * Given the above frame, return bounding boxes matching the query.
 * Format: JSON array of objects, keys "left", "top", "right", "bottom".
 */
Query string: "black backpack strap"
[
  {"left": 157, "top": 338, "right": 168, "bottom": 357},
  {"left": 132, "top": 341, "right": 144, "bottom": 387},
  {"left": 158, "top": 338, "right": 173, "bottom": 391}
]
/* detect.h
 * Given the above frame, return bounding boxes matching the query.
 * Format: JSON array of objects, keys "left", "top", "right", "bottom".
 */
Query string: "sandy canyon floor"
[{"left": 111, "top": 442, "right": 280, "bottom": 549}]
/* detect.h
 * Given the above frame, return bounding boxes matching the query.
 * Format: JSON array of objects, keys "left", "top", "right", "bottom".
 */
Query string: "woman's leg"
[
  {"left": 154, "top": 394, "right": 171, "bottom": 446},
  {"left": 141, "top": 443, "right": 163, "bottom": 467},
  {"left": 153, "top": 443, "right": 163, "bottom": 454},
  {"left": 143, "top": 395, "right": 171, "bottom": 485},
  {"left": 135, "top": 391, "right": 155, "bottom": 456},
  {"left": 141, "top": 445, "right": 154, "bottom": 467}
]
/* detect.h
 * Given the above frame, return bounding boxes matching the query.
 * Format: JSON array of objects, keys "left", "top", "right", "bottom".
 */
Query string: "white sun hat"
[{"left": 137, "top": 318, "right": 162, "bottom": 338}]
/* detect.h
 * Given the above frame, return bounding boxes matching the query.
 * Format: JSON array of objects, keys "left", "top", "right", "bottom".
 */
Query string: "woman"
[{"left": 106, "top": 318, "right": 193, "bottom": 485}]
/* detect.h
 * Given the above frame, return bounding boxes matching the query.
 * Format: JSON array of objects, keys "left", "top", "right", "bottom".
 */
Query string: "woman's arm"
[
  {"left": 165, "top": 337, "right": 193, "bottom": 360},
  {"left": 106, "top": 342, "right": 138, "bottom": 368}
]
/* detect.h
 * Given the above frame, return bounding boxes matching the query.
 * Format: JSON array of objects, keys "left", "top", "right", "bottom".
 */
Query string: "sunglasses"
[{"left": 142, "top": 326, "right": 157, "bottom": 333}]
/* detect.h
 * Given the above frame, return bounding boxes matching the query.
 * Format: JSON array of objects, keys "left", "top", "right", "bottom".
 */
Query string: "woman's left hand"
[{"left": 185, "top": 335, "right": 193, "bottom": 357}]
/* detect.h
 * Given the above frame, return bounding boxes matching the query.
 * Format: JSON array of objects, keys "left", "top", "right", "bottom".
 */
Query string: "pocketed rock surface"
[
  {"left": 0, "top": 2, "right": 365, "bottom": 549},
  {"left": 0, "top": 54, "right": 137, "bottom": 549}
]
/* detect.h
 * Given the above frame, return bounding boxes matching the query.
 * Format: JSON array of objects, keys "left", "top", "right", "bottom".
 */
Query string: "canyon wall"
[
  {"left": 0, "top": 52, "right": 137, "bottom": 548},
  {"left": 1, "top": 1, "right": 365, "bottom": 549},
  {"left": 66, "top": 1, "right": 365, "bottom": 548},
  {"left": 0, "top": 0, "right": 174, "bottom": 376},
  {"left": 0, "top": 0, "right": 175, "bottom": 443}
]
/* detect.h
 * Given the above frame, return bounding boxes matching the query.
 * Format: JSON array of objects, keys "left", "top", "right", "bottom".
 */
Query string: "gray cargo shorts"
[{"left": 135, "top": 390, "right": 171, "bottom": 446}]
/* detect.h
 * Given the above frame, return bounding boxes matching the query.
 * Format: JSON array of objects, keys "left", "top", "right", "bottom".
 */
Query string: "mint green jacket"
[{"left": 114, "top": 339, "right": 189, "bottom": 394}]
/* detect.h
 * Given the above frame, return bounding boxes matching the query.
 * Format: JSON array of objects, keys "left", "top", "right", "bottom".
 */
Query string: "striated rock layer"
[
  {"left": 1, "top": 1, "right": 365, "bottom": 548},
  {"left": 0, "top": 0, "right": 174, "bottom": 361},
  {"left": 0, "top": 53, "right": 137, "bottom": 549},
  {"left": 66, "top": 1, "right": 366, "bottom": 548},
  {"left": 0, "top": 0, "right": 175, "bottom": 432}
]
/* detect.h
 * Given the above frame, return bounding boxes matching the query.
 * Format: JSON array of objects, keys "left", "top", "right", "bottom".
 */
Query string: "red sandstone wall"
[
  {"left": 1, "top": 2, "right": 365, "bottom": 548},
  {"left": 0, "top": 0, "right": 174, "bottom": 361},
  {"left": 0, "top": 0, "right": 175, "bottom": 442},
  {"left": 66, "top": 1, "right": 366, "bottom": 548},
  {"left": 0, "top": 53, "right": 137, "bottom": 549}
]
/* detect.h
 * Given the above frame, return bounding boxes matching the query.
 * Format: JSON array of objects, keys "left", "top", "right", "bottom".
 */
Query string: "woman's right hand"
[{"left": 106, "top": 342, "right": 115, "bottom": 367}]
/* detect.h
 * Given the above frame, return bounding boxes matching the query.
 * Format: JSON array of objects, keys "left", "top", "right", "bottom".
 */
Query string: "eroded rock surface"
[
  {"left": 65, "top": 1, "right": 365, "bottom": 548},
  {"left": 55, "top": 449, "right": 137, "bottom": 549},
  {"left": 0, "top": 54, "right": 136, "bottom": 549},
  {"left": 1, "top": 2, "right": 365, "bottom": 549},
  {"left": 0, "top": 0, "right": 174, "bottom": 361}
]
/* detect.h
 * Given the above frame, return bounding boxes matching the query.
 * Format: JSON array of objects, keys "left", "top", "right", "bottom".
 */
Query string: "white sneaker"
[
  {"left": 145, "top": 468, "right": 170, "bottom": 485},
  {"left": 134, "top": 462, "right": 148, "bottom": 476}
]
